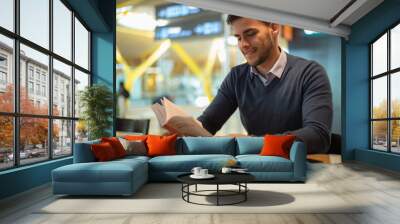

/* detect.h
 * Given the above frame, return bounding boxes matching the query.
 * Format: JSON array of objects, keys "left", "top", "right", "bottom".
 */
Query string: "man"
[
  {"left": 118, "top": 81, "right": 130, "bottom": 118},
  {"left": 197, "top": 15, "right": 333, "bottom": 153}
]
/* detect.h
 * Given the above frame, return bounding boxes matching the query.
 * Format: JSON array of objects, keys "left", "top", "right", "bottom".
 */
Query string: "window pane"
[
  {"left": 20, "top": 117, "right": 49, "bottom": 165},
  {"left": 372, "top": 121, "right": 388, "bottom": 151},
  {"left": 372, "top": 77, "right": 387, "bottom": 119},
  {"left": 0, "top": 0, "right": 14, "bottom": 31},
  {"left": 20, "top": 44, "right": 49, "bottom": 115},
  {"left": 0, "top": 116, "right": 13, "bottom": 170},
  {"left": 74, "top": 69, "right": 89, "bottom": 118},
  {"left": 391, "top": 72, "right": 400, "bottom": 118},
  {"left": 75, "top": 120, "right": 88, "bottom": 143},
  {"left": 53, "top": 119, "right": 72, "bottom": 158},
  {"left": 391, "top": 120, "right": 400, "bottom": 153},
  {"left": 53, "top": 0, "right": 72, "bottom": 60},
  {"left": 372, "top": 33, "right": 387, "bottom": 76},
  {"left": 0, "top": 35, "right": 14, "bottom": 112},
  {"left": 53, "top": 59, "right": 72, "bottom": 117},
  {"left": 20, "top": 0, "right": 49, "bottom": 49},
  {"left": 391, "top": 24, "right": 400, "bottom": 70},
  {"left": 74, "top": 18, "right": 89, "bottom": 70}
]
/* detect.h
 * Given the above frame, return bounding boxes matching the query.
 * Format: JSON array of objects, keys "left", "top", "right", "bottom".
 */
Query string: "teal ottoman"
[{"left": 52, "top": 157, "right": 148, "bottom": 196}]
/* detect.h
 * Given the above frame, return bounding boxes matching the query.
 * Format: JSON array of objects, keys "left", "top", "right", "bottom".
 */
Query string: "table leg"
[
  {"left": 245, "top": 183, "right": 247, "bottom": 201},
  {"left": 187, "top": 184, "right": 190, "bottom": 202},
  {"left": 217, "top": 184, "right": 219, "bottom": 206},
  {"left": 195, "top": 184, "right": 197, "bottom": 192},
  {"left": 181, "top": 184, "right": 183, "bottom": 199}
]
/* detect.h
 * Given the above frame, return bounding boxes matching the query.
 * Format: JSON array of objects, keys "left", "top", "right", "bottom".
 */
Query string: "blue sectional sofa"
[{"left": 52, "top": 137, "right": 307, "bottom": 196}]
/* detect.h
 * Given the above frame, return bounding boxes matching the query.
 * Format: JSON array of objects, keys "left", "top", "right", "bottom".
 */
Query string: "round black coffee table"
[{"left": 177, "top": 173, "right": 255, "bottom": 206}]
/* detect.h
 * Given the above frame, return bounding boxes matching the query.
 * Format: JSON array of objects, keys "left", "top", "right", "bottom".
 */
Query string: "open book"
[{"left": 151, "top": 98, "right": 212, "bottom": 137}]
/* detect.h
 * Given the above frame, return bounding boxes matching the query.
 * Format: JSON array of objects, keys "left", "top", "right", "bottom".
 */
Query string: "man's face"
[{"left": 232, "top": 18, "right": 277, "bottom": 66}]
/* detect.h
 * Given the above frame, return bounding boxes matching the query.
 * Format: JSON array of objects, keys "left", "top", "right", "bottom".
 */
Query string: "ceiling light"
[
  {"left": 116, "top": 6, "right": 132, "bottom": 15},
  {"left": 117, "top": 12, "right": 156, "bottom": 31},
  {"left": 156, "top": 19, "right": 169, "bottom": 27},
  {"left": 304, "top": 30, "right": 319, "bottom": 35}
]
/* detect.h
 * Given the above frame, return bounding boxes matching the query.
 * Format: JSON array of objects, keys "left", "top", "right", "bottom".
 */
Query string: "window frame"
[
  {"left": 0, "top": 0, "right": 92, "bottom": 171},
  {"left": 0, "top": 53, "right": 7, "bottom": 68},
  {"left": 0, "top": 53, "right": 7, "bottom": 89},
  {"left": 370, "top": 20, "right": 400, "bottom": 154},
  {"left": 0, "top": 70, "right": 7, "bottom": 85}
]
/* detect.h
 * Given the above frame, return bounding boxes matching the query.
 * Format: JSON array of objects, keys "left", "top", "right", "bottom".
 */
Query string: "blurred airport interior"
[{"left": 116, "top": 0, "right": 342, "bottom": 136}]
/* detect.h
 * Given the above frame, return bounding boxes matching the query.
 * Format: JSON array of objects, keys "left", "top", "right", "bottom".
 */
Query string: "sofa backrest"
[
  {"left": 235, "top": 137, "right": 264, "bottom": 155},
  {"left": 73, "top": 139, "right": 100, "bottom": 163},
  {"left": 74, "top": 136, "right": 268, "bottom": 161},
  {"left": 177, "top": 137, "right": 236, "bottom": 155}
]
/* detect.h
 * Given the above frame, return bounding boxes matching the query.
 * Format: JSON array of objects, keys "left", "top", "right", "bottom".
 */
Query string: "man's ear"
[{"left": 270, "top": 23, "right": 280, "bottom": 36}]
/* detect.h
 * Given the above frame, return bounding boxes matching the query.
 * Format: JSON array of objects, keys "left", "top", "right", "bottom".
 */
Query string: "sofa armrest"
[
  {"left": 289, "top": 141, "right": 307, "bottom": 181},
  {"left": 73, "top": 140, "right": 100, "bottom": 163}
]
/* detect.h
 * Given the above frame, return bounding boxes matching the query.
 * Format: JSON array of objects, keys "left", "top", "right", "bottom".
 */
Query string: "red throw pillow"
[
  {"left": 146, "top": 134, "right": 177, "bottom": 157},
  {"left": 260, "top": 134, "right": 296, "bottom": 159},
  {"left": 101, "top": 137, "right": 126, "bottom": 158},
  {"left": 124, "top": 135, "right": 148, "bottom": 142},
  {"left": 91, "top": 142, "right": 117, "bottom": 161}
]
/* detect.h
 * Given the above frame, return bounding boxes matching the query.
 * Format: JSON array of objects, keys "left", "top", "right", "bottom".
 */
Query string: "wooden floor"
[{"left": 1, "top": 161, "right": 400, "bottom": 224}]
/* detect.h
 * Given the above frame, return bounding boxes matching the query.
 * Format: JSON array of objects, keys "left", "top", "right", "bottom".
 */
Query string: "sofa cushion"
[
  {"left": 119, "top": 138, "right": 147, "bottom": 156},
  {"left": 101, "top": 137, "right": 127, "bottom": 158},
  {"left": 178, "top": 137, "right": 235, "bottom": 155},
  {"left": 53, "top": 163, "right": 133, "bottom": 183},
  {"left": 260, "top": 135, "right": 296, "bottom": 159},
  {"left": 91, "top": 142, "right": 118, "bottom": 161},
  {"left": 236, "top": 155, "right": 293, "bottom": 172},
  {"left": 115, "top": 155, "right": 150, "bottom": 164},
  {"left": 147, "top": 134, "right": 177, "bottom": 157},
  {"left": 52, "top": 159, "right": 147, "bottom": 183},
  {"left": 124, "top": 135, "right": 148, "bottom": 141},
  {"left": 148, "top": 154, "right": 235, "bottom": 172},
  {"left": 235, "top": 137, "right": 263, "bottom": 155}
]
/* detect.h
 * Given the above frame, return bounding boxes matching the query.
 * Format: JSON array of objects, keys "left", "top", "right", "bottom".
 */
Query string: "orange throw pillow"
[
  {"left": 101, "top": 137, "right": 126, "bottom": 158},
  {"left": 146, "top": 134, "right": 177, "bottom": 157},
  {"left": 124, "top": 135, "right": 148, "bottom": 141},
  {"left": 91, "top": 142, "right": 117, "bottom": 161},
  {"left": 260, "top": 134, "right": 296, "bottom": 159}
]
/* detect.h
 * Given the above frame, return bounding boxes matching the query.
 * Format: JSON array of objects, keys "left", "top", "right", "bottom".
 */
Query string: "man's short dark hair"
[
  {"left": 226, "top": 15, "right": 242, "bottom": 25},
  {"left": 226, "top": 15, "right": 271, "bottom": 27}
]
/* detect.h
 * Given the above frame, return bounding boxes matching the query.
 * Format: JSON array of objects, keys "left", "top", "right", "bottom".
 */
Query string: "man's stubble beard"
[{"left": 247, "top": 33, "right": 275, "bottom": 67}]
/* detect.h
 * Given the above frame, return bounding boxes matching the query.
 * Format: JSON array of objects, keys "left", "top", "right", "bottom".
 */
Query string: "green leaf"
[{"left": 79, "top": 84, "right": 113, "bottom": 140}]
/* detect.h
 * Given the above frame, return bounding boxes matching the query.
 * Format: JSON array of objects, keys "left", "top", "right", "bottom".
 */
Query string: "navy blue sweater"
[{"left": 198, "top": 54, "right": 333, "bottom": 153}]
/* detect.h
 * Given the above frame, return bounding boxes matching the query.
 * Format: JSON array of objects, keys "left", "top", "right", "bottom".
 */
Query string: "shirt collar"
[{"left": 250, "top": 49, "right": 287, "bottom": 79}]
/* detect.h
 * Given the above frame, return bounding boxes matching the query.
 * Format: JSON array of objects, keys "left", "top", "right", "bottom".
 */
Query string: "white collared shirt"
[{"left": 250, "top": 49, "right": 287, "bottom": 86}]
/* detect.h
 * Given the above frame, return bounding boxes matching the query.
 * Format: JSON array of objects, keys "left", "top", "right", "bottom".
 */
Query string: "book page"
[
  {"left": 151, "top": 97, "right": 212, "bottom": 137},
  {"left": 162, "top": 97, "right": 189, "bottom": 122},
  {"left": 150, "top": 103, "right": 166, "bottom": 126},
  {"left": 167, "top": 116, "right": 212, "bottom": 137}
]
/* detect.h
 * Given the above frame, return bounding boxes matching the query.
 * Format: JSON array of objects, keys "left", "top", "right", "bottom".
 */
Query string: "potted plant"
[{"left": 79, "top": 84, "right": 113, "bottom": 140}]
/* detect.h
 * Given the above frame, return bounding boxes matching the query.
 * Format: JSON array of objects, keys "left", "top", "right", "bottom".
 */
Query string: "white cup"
[
  {"left": 221, "top": 167, "right": 232, "bottom": 174},
  {"left": 191, "top": 167, "right": 202, "bottom": 176},
  {"left": 200, "top": 169, "right": 208, "bottom": 176}
]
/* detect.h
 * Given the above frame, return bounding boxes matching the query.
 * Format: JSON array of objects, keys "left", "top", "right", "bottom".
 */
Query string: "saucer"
[
  {"left": 232, "top": 170, "right": 249, "bottom": 174},
  {"left": 190, "top": 174, "right": 215, "bottom": 179}
]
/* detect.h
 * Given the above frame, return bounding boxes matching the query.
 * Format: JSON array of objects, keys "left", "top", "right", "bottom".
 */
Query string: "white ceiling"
[
  {"left": 225, "top": 0, "right": 352, "bottom": 22},
  {"left": 170, "top": 0, "right": 384, "bottom": 38}
]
